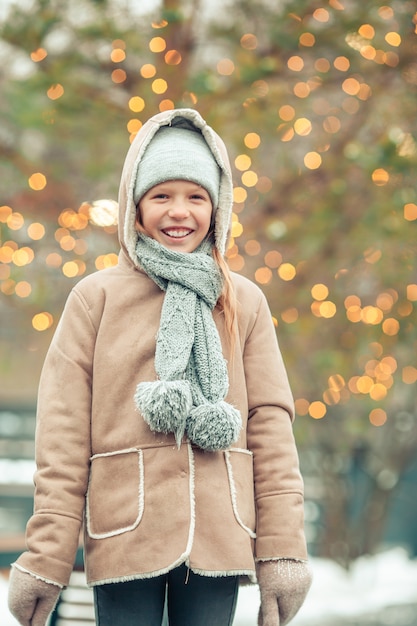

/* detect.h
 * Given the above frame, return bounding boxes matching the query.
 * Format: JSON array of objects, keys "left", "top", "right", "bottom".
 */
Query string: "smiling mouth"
[{"left": 162, "top": 228, "right": 194, "bottom": 238}]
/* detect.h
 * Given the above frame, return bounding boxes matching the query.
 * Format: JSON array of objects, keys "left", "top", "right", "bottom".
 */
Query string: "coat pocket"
[
  {"left": 225, "top": 448, "right": 256, "bottom": 538},
  {"left": 86, "top": 448, "right": 144, "bottom": 539}
]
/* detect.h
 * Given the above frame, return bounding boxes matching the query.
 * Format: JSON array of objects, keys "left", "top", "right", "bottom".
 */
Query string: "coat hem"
[
  {"left": 87, "top": 563, "right": 256, "bottom": 587},
  {"left": 87, "top": 556, "right": 188, "bottom": 587},
  {"left": 255, "top": 556, "right": 309, "bottom": 563},
  {"left": 191, "top": 566, "right": 256, "bottom": 583}
]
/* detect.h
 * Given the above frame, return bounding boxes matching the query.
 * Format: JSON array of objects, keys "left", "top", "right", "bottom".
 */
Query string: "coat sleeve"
[
  {"left": 243, "top": 288, "right": 308, "bottom": 561},
  {"left": 15, "top": 287, "right": 97, "bottom": 586}
]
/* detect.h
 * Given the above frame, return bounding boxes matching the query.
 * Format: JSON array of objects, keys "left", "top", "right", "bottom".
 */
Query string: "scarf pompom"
[
  {"left": 186, "top": 401, "right": 242, "bottom": 451},
  {"left": 134, "top": 380, "right": 192, "bottom": 447}
]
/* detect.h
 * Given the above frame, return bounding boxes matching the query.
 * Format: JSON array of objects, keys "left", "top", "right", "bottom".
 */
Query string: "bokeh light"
[
  {"left": 32, "top": 312, "right": 54, "bottom": 331},
  {"left": 28, "top": 173, "right": 47, "bottom": 191},
  {"left": 1, "top": 0, "right": 416, "bottom": 569}
]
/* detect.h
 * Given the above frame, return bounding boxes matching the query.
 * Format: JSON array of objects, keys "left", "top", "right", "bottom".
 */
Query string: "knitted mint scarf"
[{"left": 134, "top": 234, "right": 241, "bottom": 451}]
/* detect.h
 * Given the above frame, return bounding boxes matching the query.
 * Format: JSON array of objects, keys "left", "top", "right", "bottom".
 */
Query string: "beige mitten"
[
  {"left": 8, "top": 566, "right": 62, "bottom": 626},
  {"left": 256, "top": 559, "right": 312, "bottom": 626}
]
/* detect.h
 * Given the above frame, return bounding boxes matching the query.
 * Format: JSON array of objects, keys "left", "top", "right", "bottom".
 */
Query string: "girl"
[{"left": 8, "top": 109, "right": 311, "bottom": 626}]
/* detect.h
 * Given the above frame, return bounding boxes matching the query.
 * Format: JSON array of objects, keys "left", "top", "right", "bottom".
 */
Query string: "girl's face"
[{"left": 136, "top": 180, "right": 213, "bottom": 253}]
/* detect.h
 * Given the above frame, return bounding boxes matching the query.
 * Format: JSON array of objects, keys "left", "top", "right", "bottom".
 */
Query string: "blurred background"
[{"left": 1, "top": 0, "right": 417, "bottom": 624}]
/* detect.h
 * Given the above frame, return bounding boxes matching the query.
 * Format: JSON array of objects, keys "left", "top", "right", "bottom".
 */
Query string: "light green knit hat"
[{"left": 133, "top": 126, "right": 221, "bottom": 207}]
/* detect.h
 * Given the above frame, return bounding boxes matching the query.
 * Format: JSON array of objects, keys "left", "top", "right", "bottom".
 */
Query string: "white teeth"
[{"left": 164, "top": 229, "right": 192, "bottom": 238}]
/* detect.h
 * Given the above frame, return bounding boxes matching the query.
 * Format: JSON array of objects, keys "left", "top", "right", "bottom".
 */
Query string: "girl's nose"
[{"left": 167, "top": 200, "right": 190, "bottom": 218}]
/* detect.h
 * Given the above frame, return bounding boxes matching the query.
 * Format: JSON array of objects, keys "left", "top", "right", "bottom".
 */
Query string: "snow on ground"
[{"left": 1, "top": 548, "right": 417, "bottom": 625}]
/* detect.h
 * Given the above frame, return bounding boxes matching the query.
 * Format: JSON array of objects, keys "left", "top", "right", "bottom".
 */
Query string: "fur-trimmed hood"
[{"left": 117, "top": 108, "right": 234, "bottom": 264}]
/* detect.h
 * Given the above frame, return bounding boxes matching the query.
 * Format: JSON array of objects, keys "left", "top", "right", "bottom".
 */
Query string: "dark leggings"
[{"left": 93, "top": 564, "right": 239, "bottom": 626}]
